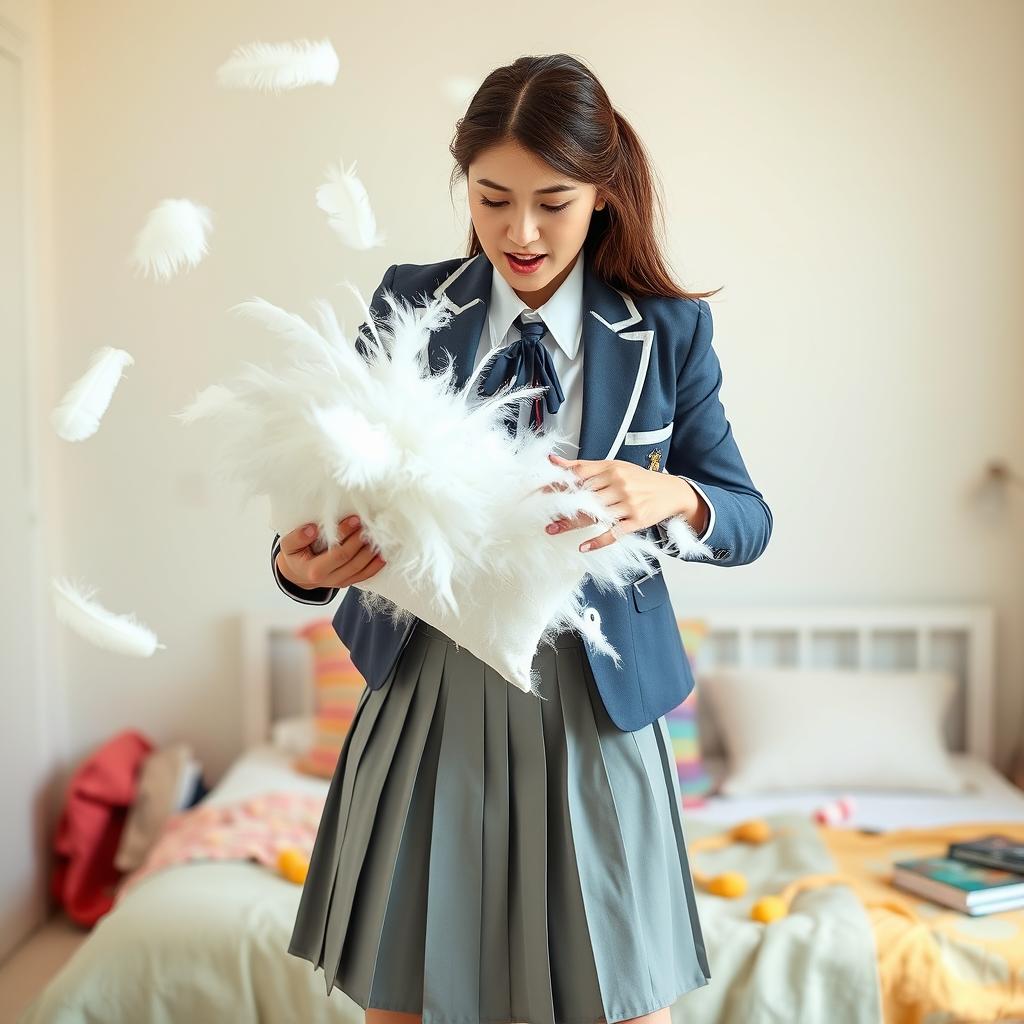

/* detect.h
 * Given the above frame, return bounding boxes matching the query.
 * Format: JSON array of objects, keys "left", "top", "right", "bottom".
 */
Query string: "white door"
[{"left": 0, "top": 22, "right": 50, "bottom": 961}]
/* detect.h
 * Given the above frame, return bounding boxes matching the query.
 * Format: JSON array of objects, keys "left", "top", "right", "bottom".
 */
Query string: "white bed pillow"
[
  {"left": 270, "top": 714, "right": 316, "bottom": 755},
  {"left": 698, "top": 667, "right": 965, "bottom": 795}
]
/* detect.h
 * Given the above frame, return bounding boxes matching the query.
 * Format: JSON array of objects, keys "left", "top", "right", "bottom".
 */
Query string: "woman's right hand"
[{"left": 276, "top": 516, "right": 387, "bottom": 590}]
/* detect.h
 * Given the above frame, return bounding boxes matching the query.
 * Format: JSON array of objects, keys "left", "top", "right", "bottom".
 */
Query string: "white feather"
[
  {"left": 131, "top": 199, "right": 212, "bottom": 280},
  {"left": 230, "top": 298, "right": 341, "bottom": 370},
  {"left": 51, "top": 577, "right": 165, "bottom": 658},
  {"left": 176, "top": 287, "right": 689, "bottom": 693},
  {"left": 315, "top": 159, "right": 386, "bottom": 250},
  {"left": 216, "top": 38, "right": 339, "bottom": 93},
  {"left": 339, "top": 280, "right": 383, "bottom": 350},
  {"left": 51, "top": 347, "right": 135, "bottom": 442},
  {"left": 658, "top": 512, "right": 713, "bottom": 559},
  {"left": 174, "top": 383, "right": 239, "bottom": 425}
]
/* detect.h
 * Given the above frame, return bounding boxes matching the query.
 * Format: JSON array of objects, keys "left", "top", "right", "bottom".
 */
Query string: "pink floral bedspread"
[{"left": 114, "top": 791, "right": 326, "bottom": 904}]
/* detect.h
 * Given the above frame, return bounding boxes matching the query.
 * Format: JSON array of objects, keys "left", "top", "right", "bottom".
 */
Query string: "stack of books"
[{"left": 891, "top": 835, "right": 1024, "bottom": 915}]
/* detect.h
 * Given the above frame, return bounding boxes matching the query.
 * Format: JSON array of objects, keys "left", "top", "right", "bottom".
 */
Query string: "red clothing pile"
[{"left": 50, "top": 729, "right": 153, "bottom": 926}]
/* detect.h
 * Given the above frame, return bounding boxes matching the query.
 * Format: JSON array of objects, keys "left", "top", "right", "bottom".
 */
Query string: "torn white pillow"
[{"left": 178, "top": 286, "right": 689, "bottom": 694}]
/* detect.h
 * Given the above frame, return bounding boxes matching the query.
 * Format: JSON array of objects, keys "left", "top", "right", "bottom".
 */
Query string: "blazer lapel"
[
  {"left": 428, "top": 253, "right": 491, "bottom": 385},
  {"left": 578, "top": 256, "right": 655, "bottom": 462},
  {"left": 428, "top": 249, "right": 655, "bottom": 463}
]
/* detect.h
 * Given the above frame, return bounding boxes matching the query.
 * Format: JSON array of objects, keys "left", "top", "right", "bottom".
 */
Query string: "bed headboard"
[
  {"left": 239, "top": 602, "right": 996, "bottom": 762},
  {"left": 685, "top": 604, "right": 996, "bottom": 762}
]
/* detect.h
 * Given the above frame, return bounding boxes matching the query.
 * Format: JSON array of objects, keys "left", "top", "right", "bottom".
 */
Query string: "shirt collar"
[{"left": 486, "top": 250, "right": 584, "bottom": 360}]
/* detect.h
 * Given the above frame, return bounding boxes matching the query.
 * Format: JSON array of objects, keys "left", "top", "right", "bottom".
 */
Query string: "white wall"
[{"left": 6, "top": 0, "right": 1024, "bottom": 916}]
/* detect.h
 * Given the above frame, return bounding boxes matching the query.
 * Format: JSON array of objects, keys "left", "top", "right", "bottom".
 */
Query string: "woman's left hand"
[{"left": 544, "top": 452, "right": 708, "bottom": 553}]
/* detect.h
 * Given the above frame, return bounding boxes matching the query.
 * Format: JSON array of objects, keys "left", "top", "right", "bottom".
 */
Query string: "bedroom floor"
[{"left": 0, "top": 916, "right": 86, "bottom": 1024}]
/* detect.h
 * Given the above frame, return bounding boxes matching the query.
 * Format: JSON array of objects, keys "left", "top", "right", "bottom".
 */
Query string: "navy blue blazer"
[{"left": 271, "top": 250, "right": 772, "bottom": 731}]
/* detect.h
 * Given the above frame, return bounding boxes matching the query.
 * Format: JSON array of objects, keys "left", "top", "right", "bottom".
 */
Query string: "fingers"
[
  {"left": 579, "top": 529, "right": 608, "bottom": 552},
  {"left": 540, "top": 456, "right": 611, "bottom": 500},
  {"left": 279, "top": 522, "right": 320, "bottom": 556},
  {"left": 326, "top": 528, "right": 381, "bottom": 580},
  {"left": 547, "top": 508, "right": 639, "bottom": 552},
  {"left": 580, "top": 511, "right": 644, "bottom": 551},
  {"left": 547, "top": 453, "right": 604, "bottom": 482},
  {"left": 303, "top": 517, "right": 370, "bottom": 584},
  {"left": 577, "top": 525, "right": 621, "bottom": 552},
  {"left": 338, "top": 548, "right": 387, "bottom": 587},
  {"left": 279, "top": 514, "right": 393, "bottom": 591},
  {"left": 546, "top": 511, "right": 599, "bottom": 534}
]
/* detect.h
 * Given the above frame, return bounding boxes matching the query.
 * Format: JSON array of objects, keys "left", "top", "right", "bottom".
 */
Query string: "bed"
[{"left": 20, "top": 602, "right": 1024, "bottom": 1024}]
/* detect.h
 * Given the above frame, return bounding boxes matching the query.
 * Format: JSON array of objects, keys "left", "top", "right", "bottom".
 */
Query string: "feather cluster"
[
  {"left": 51, "top": 577, "right": 164, "bottom": 658},
  {"left": 131, "top": 198, "right": 212, "bottom": 280},
  {"left": 216, "top": 39, "right": 339, "bottom": 93},
  {"left": 51, "top": 347, "right": 134, "bottom": 441},
  {"left": 176, "top": 287, "right": 672, "bottom": 694}
]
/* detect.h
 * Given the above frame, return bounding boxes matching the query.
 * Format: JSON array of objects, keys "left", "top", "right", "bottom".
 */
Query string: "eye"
[{"left": 479, "top": 196, "right": 572, "bottom": 213}]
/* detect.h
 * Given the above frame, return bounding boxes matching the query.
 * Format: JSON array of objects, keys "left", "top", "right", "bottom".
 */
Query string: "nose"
[{"left": 506, "top": 210, "right": 541, "bottom": 249}]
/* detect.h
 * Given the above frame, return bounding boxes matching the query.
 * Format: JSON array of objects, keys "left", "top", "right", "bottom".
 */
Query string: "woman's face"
[{"left": 468, "top": 140, "right": 606, "bottom": 308}]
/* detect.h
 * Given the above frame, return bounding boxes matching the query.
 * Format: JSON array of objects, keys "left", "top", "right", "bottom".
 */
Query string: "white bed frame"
[{"left": 239, "top": 602, "right": 997, "bottom": 763}]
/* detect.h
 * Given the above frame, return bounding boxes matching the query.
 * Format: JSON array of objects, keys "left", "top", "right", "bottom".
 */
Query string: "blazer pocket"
[
  {"left": 623, "top": 420, "right": 673, "bottom": 446},
  {"left": 630, "top": 569, "right": 668, "bottom": 612}
]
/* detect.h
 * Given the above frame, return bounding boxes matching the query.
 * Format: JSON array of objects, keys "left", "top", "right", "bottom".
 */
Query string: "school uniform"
[{"left": 278, "top": 246, "right": 773, "bottom": 1023}]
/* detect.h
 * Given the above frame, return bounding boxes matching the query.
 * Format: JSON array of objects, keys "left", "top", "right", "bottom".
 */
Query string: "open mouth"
[{"left": 505, "top": 252, "right": 547, "bottom": 273}]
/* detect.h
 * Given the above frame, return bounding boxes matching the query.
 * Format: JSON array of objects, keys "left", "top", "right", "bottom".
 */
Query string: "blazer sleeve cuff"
[
  {"left": 653, "top": 472, "right": 716, "bottom": 559},
  {"left": 679, "top": 475, "right": 716, "bottom": 543}
]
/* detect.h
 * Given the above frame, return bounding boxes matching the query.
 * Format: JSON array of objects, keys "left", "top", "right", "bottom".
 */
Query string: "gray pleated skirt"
[{"left": 287, "top": 619, "right": 711, "bottom": 1024}]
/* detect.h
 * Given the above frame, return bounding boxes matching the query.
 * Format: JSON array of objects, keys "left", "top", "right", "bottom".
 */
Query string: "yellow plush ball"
[
  {"left": 706, "top": 871, "right": 747, "bottom": 897},
  {"left": 731, "top": 819, "right": 772, "bottom": 844},
  {"left": 278, "top": 847, "right": 309, "bottom": 884},
  {"left": 751, "top": 895, "right": 788, "bottom": 923}
]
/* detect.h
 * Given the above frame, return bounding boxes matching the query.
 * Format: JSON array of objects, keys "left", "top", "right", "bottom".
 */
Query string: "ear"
[{"left": 595, "top": 194, "right": 607, "bottom": 211}]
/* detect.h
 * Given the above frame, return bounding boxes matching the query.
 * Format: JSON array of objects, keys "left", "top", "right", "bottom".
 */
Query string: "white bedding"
[
  {"left": 205, "top": 743, "right": 333, "bottom": 804},
  {"left": 21, "top": 742, "right": 1023, "bottom": 1024},
  {"left": 19, "top": 746, "right": 359, "bottom": 1024},
  {"left": 687, "top": 753, "right": 1024, "bottom": 830}
]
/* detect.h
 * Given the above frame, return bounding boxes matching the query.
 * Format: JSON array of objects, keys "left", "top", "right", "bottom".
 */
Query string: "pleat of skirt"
[{"left": 287, "top": 619, "right": 711, "bottom": 1024}]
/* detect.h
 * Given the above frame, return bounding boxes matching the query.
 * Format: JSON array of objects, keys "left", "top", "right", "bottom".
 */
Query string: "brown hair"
[{"left": 448, "top": 54, "right": 722, "bottom": 302}]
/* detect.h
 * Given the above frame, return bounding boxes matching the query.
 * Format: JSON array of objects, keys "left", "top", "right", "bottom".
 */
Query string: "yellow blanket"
[{"left": 817, "top": 821, "right": 1024, "bottom": 1024}]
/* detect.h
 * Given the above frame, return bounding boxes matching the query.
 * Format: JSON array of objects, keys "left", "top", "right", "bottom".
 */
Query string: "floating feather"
[
  {"left": 176, "top": 288, "right": 679, "bottom": 695},
  {"left": 51, "top": 347, "right": 135, "bottom": 441},
  {"left": 131, "top": 198, "right": 212, "bottom": 280},
  {"left": 216, "top": 39, "right": 339, "bottom": 93},
  {"left": 315, "top": 159, "right": 386, "bottom": 250},
  {"left": 52, "top": 577, "right": 165, "bottom": 657}
]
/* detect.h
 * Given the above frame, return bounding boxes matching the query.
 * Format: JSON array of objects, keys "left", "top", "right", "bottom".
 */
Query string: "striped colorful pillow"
[
  {"left": 665, "top": 617, "right": 713, "bottom": 807},
  {"left": 292, "top": 619, "right": 367, "bottom": 779}
]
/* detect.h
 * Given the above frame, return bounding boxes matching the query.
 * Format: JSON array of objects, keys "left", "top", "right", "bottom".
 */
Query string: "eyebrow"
[{"left": 474, "top": 177, "right": 578, "bottom": 195}]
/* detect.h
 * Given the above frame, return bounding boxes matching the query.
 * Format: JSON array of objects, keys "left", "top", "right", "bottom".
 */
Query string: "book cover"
[
  {"left": 948, "top": 834, "right": 1024, "bottom": 874},
  {"left": 894, "top": 856, "right": 1024, "bottom": 896}
]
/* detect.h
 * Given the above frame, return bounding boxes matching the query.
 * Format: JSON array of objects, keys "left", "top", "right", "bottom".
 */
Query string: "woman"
[{"left": 274, "top": 53, "right": 772, "bottom": 1024}]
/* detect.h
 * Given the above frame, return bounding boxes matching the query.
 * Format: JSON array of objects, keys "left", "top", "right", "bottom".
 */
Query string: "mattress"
[{"left": 211, "top": 742, "right": 1024, "bottom": 834}]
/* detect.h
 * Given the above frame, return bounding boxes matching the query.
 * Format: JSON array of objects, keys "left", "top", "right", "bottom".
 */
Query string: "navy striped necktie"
[{"left": 477, "top": 312, "right": 565, "bottom": 433}]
